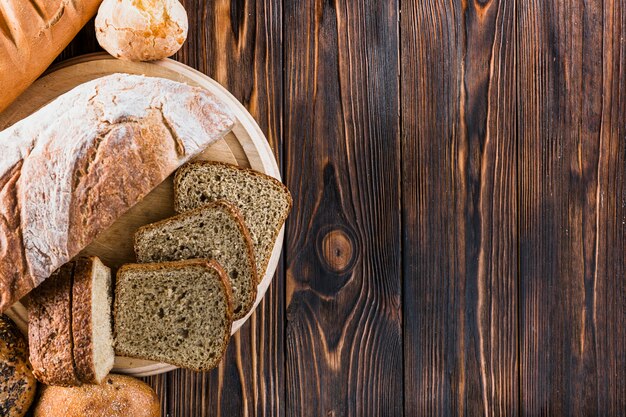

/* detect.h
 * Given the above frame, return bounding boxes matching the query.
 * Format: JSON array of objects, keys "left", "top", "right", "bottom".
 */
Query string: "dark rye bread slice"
[
  {"left": 27, "top": 263, "right": 80, "bottom": 386},
  {"left": 114, "top": 259, "right": 233, "bottom": 372},
  {"left": 72, "top": 257, "right": 114, "bottom": 384},
  {"left": 174, "top": 162, "right": 292, "bottom": 282},
  {"left": 134, "top": 200, "right": 257, "bottom": 320}
]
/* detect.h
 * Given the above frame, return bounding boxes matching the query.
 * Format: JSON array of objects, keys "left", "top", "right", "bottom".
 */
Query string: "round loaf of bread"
[
  {"left": 0, "top": 315, "right": 37, "bottom": 417},
  {"left": 95, "top": 0, "right": 188, "bottom": 61},
  {"left": 33, "top": 374, "right": 160, "bottom": 417}
]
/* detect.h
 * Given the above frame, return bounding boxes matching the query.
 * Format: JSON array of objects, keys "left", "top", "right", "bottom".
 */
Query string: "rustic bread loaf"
[
  {"left": 71, "top": 257, "right": 114, "bottom": 384},
  {"left": 27, "top": 263, "right": 80, "bottom": 387},
  {"left": 114, "top": 259, "right": 232, "bottom": 371},
  {"left": 0, "top": 73, "right": 235, "bottom": 313},
  {"left": 134, "top": 200, "right": 257, "bottom": 319},
  {"left": 33, "top": 374, "right": 160, "bottom": 417},
  {"left": 0, "top": 0, "right": 103, "bottom": 112},
  {"left": 0, "top": 315, "right": 36, "bottom": 417},
  {"left": 174, "top": 162, "right": 292, "bottom": 281}
]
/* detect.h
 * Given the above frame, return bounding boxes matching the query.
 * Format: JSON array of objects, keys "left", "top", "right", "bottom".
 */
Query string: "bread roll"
[
  {"left": 0, "top": 315, "right": 37, "bottom": 417},
  {"left": 0, "top": 73, "right": 235, "bottom": 313},
  {"left": 0, "top": 0, "right": 103, "bottom": 112},
  {"left": 33, "top": 374, "right": 160, "bottom": 417},
  {"left": 95, "top": 0, "right": 188, "bottom": 61}
]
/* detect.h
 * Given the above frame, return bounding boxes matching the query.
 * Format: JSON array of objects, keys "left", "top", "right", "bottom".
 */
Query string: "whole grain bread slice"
[
  {"left": 134, "top": 200, "right": 257, "bottom": 320},
  {"left": 114, "top": 259, "right": 233, "bottom": 372},
  {"left": 27, "top": 263, "right": 80, "bottom": 386},
  {"left": 71, "top": 257, "right": 114, "bottom": 384},
  {"left": 174, "top": 162, "right": 292, "bottom": 282}
]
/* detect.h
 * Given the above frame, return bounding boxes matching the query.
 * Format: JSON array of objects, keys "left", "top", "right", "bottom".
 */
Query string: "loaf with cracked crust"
[
  {"left": 0, "top": 0, "right": 103, "bottom": 112},
  {"left": 0, "top": 73, "right": 235, "bottom": 313}
]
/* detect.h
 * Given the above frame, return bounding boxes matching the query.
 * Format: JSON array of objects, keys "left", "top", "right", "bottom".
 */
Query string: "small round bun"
[
  {"left": 95, "top": 0, "right": 188, "bottom": 61},
  {"left": 0, "top": 315, "right": 37, "bottom": 417},
  {"left": 33, "top": 374, "right": 160, "bottom": 417}
]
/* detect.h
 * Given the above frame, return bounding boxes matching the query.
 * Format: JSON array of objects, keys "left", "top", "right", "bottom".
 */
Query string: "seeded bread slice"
[
  {"left": 27, "top": 263, "right": 80, "bottom": 386},
  {"left": 174, "top": 162, "right": 292, "bottom": 281},
  {"left": 72, "top": 257, "right": 114, "bottom": 384},
  {"left": 114, "top": 259, "right": 233, "bottom": 372},
  {"left": 134, "top": 200, "right": 257, "bottom": 319}
]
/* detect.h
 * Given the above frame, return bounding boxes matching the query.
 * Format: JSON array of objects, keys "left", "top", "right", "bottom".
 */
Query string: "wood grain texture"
[
  {"left": 284, "top": 0, "right": 402, "bottom": 416},
  {"left": 42, "top": 0, "right": 626, "bottom": 414},
  {"left": 59, "top": 0, "right": 284, "bottom": 415},
  {"left": 518, "top": 1, "right": 626, "bottom": 415},
  {"left": 402, "top": 0, "right": 518, "bottom": 415}
]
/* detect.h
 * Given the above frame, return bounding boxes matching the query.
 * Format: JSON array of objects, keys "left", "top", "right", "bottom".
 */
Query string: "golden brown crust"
[
  {"left": 71, "top": 257, "right": 97, "bottom": 384},
  {"left": 0, "top": 315, "right": 37, "bottom": 417},
  {"left": 114, "top": 259, "right": 233, "bottom": 371},
  {"left": 173, "top": 161, "right": 293, "bottom": 280},
  {"left": 27, "top": 263, "right": 80, "bottom": 387},
  {"left": 0, "top": 0, "right": 102, "bottom": 112},
  {"left": 33, "top": 374, "right": 160, "bottom": 417},
  {"left": 133, "top": 199, "right": 258, "bottom": 319}
]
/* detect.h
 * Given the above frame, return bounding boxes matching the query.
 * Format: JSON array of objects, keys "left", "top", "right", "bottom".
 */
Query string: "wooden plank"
[
  {"left": 402, "top": 0, "right": 518, "bottom": 415},
  {"left": 58, "top": 0, "right": 285, "bottom": 414},
  {"left": 283, "top": 0, "right": 402, "bottom": 416},
  {"left": 161, "top": 0, "right": 284, "bottom": 415},
  {"left": 517, "top": 0, "right": 626, "bottom": 415}
]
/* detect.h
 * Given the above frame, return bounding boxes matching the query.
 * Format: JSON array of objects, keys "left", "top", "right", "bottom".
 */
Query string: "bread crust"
[
  {"left": 33, "top": 374, "right": 160, "bottom": 417},
  {"left": 0, "top": 315, "right": 37, "bottom": 417},
  {"left": 0, "top": 0, "right": 103, "bottom": 112},
  {"left": 134, "top": 199, "right": 258, "bottom": 319},
  {"left": 72, "top": 256, "right": 112, "bottom": 384},
  {"left": 0, "top": 74, "right": 235, "bottom": 313},
  {"left": 27, "top": 263, "right": 80, "bottom": 387},
  {"left": 114, "top": 259, "right": 233, "bottom": 371},
  {"left": 173, "top": 161, "right": 293, "bottom": 281}
]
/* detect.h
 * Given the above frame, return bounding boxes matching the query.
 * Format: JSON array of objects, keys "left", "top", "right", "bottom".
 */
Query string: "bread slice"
[
  {"left": 134, "top": 201, "right": 257, "bottom": 319},
  {"left": 174, "top": 162, "right": 292, "bottom": 281},
  {"left": 71, "top": 257, "right": 114, "bottom": 384},
  {"left": 114, "top": 259, "right": 233, "bottom": 371},
  {"left": 27, "top": 263, "right": 80, "bottom": 386}
]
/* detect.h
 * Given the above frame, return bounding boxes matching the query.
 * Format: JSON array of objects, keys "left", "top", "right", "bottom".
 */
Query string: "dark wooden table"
[{"left": 58, "top": 0, "right": 625, "bottom": 415}]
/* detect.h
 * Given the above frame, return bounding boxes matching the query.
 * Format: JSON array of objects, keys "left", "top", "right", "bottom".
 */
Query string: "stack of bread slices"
[{"left": 27, "top": 161, "right": 291, "bottom": 380}]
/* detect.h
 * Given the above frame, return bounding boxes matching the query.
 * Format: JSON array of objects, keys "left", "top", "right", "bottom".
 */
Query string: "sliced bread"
[
  {"left": 114, "top": 259, "right": 233, "bottom": 371},
  {"left": 71, "top": 257, "right": 114, "bottom": 384},
  {"left": 27, "top": 263, "right": 80, "bottom": 386},
  {"left": 174, "top": 162, "right": 292, "bottom": 281},
  {"left": 134, "top": 200, "right": 257, "bottom": 319}
]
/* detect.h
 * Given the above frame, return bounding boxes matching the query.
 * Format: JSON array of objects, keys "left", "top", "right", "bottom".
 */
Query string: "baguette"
[
  {"left": 0, "top": 0, "right": 103, "bottom": 112},
  {"left": 0, "top": 73, "right": 235, "bottom": 313}
]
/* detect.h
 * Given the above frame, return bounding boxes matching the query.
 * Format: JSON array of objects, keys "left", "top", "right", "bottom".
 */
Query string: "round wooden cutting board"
[{"left": 1, "top": 53, "right": 283, "bottom": 377}]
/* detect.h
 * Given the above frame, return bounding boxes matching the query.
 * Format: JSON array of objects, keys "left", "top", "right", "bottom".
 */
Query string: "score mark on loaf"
[{"left": 0, "top": 73, "right": 235, "bottom": 313}]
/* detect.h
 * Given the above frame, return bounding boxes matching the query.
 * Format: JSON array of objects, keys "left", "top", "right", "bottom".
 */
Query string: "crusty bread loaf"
[
  {"left": 0, "top": 0, "right": 103, "bottom": 112},
  {"left": 72, "top": 257, "right": 114, "bottom": 384},
  {"left": 33, "top": 374, "right": 160, "bottom": 417},
  {"left": 0, "top": 314, "right": 36, "bottom": 417},
  {"left": 174, "top": 162, "right": 292, "bottom": 281},
  {"left": 27, "top": 263, "right": 80, "bottom": 386},
  {"left": 134, "top": 200, "right": 257, "bottom": 319},
  {"left": 0, "top": 73, "right": 235, "bottom": 313},
  {"left": 114, "top": 259, "right": 232, "bottom": 371}
]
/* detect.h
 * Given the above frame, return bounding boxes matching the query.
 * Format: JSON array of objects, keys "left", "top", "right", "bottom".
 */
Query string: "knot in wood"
[{"left": 318, "top": 226, "right": 355, "bottom": 274}]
